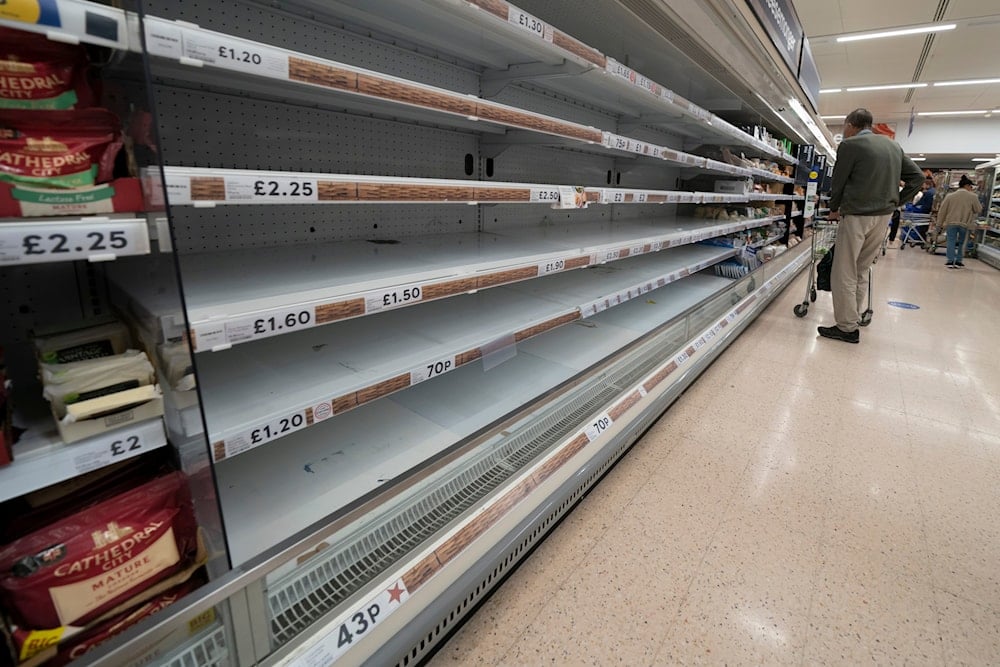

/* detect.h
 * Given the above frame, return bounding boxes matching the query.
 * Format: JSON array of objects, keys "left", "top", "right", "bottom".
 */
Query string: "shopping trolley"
[
  {"left": 899, "top": 212, "right": 931, "bottom": 249},
  {"left": 793, "top": 221, "right": 874, "bottom": 326}
]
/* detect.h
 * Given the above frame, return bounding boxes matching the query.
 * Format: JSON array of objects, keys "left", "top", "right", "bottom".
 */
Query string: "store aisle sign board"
[{"left": 745, "top": 0, "right": 803, "bottom": 75}]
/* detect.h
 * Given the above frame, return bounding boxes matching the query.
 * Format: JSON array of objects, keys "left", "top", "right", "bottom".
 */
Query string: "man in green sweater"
[{"left": 821, "top": 108, "right": 924, "bottom": 343}]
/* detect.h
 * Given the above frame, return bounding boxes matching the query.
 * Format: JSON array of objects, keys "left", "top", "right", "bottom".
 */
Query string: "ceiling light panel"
[
  {"left": 845, "top": 83, "right": 928, "bottom": 92},
  {"left": 836, "top": 23, "right": 956, "bottom": 42}
]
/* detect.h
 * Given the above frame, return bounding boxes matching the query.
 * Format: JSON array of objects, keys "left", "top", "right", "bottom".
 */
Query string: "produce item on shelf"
[
  {"left": 10, "top": 572, "right": 206, "bottom": 666},
  {"left": 159, "top": 340, "right": 196, "bottom": 392},
  {"left": 0, "top": 109, "right": 122, "bottom": 188},
  {"left": 0, "top": 28, "right": 95, "bottom": 111},
  {"left": 40, "top": 349, "right": 155, "bottom": 420},
  {"left": 34, "top": 320, "right": 129, "bottom": 365},
  {"left": 0, "top": 471, "right": 200, "bottom": 630}
]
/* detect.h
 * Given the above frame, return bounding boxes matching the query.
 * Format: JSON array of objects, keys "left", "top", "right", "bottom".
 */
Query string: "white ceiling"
[{"left": 795, "top": 0, "right": 1000, "bottom": 166}]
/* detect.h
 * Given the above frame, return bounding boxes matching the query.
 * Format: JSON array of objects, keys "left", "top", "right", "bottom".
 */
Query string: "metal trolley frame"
[{"left": 793, "top": 221, "right": 874, "bottom": 326}]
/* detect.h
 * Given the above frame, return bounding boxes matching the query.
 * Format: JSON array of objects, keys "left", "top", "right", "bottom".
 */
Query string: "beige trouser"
[{"left": 832, "top": 214, "right": 889, "bottom": 332}]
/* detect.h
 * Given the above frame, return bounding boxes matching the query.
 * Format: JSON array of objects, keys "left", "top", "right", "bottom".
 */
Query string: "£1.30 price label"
[
  {"left": 0, "top": 224, "right": 147, "bottom": 265},
  {"left": 507, "top": 7, "right": 553, "bottom": 42},
  {"left": 366, "top": 285, "right": 423, "bottom": 314},
  {"left": 221, "top": 175, "right": 318, "bottom": 203}
]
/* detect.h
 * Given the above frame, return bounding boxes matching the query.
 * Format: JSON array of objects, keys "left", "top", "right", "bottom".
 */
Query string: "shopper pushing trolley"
[{"left": 818, "top": 108, "right": 924, "bottom": 344}]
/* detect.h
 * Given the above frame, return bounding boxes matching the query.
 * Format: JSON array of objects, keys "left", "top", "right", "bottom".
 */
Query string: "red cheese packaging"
[
  {"left": 0, "top": 472, "right": 199, "bottom": 631},
  {"left": 0, "top": 109, "right": 122, "bottom": 188},
  {"left": 0, "top": 28, "right": 96, "bottom": 111}
]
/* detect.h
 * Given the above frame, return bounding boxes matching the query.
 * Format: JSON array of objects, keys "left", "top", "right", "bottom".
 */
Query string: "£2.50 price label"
[
  {"left": 223, "top": 176, "right": 318, "bottom": 203},
  {"left": 366, "top": 285, "right": 423, "bottom": 314},
  {"left": 0, "top": 224, "right": 147, "bottom": 265},
  {"left": 529, "top": 188, "right": 560, "bottom": 203}
]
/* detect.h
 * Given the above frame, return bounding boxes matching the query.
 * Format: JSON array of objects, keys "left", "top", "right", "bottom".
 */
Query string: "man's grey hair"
[{"left": 845, "top": 108, "right": 873, "bottom": 129}]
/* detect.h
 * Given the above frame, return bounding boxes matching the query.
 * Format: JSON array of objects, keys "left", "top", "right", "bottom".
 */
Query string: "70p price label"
[
  {"left": 410, "top": 355, "right": 457, "bottom": 385},
  {"left": 584, "top": 412, "right": 614, "bottom": 443}
]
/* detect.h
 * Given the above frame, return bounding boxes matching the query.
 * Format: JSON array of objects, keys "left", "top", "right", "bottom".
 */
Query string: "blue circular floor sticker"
[{"left": 888, "top": 301, "right": 920, "bottom": 310}]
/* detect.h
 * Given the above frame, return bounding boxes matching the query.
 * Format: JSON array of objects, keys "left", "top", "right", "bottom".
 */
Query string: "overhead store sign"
[
  {"left": 745, "top": 0, "right": 803, "bottom": 74},
  {"left": 798, "top": 37, "right": 821, "bottom": 111}
]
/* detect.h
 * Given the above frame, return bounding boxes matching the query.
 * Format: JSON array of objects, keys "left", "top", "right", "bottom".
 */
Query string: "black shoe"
[
  {"left": 956, "top": 262, "right": 965, "bottom": 267},
  {"left": 946, "top": 262, "right": 956, "bottom": 268},
  {"left": 818, "top": 325, "right": 859, "bottom": 344}
]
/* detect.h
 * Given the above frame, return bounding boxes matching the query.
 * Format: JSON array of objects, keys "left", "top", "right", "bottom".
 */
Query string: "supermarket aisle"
[{"left": 429, "top": 246, "right": 1000, "bottom": 666}]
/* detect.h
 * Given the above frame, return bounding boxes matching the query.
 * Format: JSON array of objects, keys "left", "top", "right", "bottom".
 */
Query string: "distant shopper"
[
  {"left": 906, "top": 177, "right": 936, "bottom": 214},
  {"left": 938, "top": 174, "right": 983, "bottom": 268},
  {"left": 822, "top": 108, "right": 923, "bottom": 343}
]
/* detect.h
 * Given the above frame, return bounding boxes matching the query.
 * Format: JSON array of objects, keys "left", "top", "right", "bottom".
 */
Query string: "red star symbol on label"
[{"left": 387, "top": 582, "right": 405, "bottom": 604}]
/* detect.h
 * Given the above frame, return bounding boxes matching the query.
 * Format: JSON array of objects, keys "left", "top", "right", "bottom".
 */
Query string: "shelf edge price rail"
[{"left": 0, "top": 218, "right": 151, "bottom": 265}]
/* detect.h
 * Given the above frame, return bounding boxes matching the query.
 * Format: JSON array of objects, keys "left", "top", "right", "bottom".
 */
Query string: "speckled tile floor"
[{"left": 428, "top": 243, "right": 1000, "bottom": 666}]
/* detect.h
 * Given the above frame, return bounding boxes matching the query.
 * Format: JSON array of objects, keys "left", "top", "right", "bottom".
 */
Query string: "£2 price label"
[{"left": 73, "top": 433, "right": 147, "bottom": 474}]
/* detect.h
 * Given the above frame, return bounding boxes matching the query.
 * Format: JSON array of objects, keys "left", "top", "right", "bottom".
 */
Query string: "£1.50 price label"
[
  {"left": 366, "top": 285, "right": 423, "bottom": 314},
  {"left": 222, "top": 175, "right": 318, "bottom": 203},
  {"left": 0, "top": 224, "right": 147, "bottom": 265}
]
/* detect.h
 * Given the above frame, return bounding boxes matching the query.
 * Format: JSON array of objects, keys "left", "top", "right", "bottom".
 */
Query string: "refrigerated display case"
[{"left": 0, "top": 1, "right": 830, "bottom": 664}]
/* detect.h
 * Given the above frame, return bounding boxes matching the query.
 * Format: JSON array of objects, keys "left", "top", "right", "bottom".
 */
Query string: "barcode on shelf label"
[
  {"left": 410, "top": 356, "right": 456, "bottom": 385},
  {"left": 584, "top": 412, "right": 614, "bottom": 442},
  {"left": 73, "top": 432, "right": 148, "bottom": 474},
  {"left": 507, "top": 7, "right": 553, "bottom": 42},
  {"left": 223, "top": 410, "right": 310, "bottom": 458},
  {"left": 605, "top": 58, "right": 635, "bottom": 82},
  {"left": 530, "top": 188, "right": 561, "bottom": 203},
  {"left": 225, "top": 176, "right": 319, "bottom": 203},
  {"left": 538, "top": 258, "right": 567, "bottom": 275},
  {"left": 0, "top": 224, "right": 146, "bottom": 265},
  {"left": 288, "top": 579, "right": 409, "bottom": 667},
  {"left": 366, "top": 284, "right": 423, "bottom": 313},
  {"left": 225, "top": 307, "right": 316, "bottom": 344},
  {"left": 179, "top": 29, "right": 290, "bottom": 78}
]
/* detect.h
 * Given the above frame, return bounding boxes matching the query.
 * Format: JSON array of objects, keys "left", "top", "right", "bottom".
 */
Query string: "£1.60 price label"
[
  {"left": 224, "top": 307, "right": 316, "bottom": 344},
  {"left": 223, "top": 175, "right": 318, "bottom": 203},
  {"left": 0, "top": 224, "right": 146, "bottom": 265},
  {"left": 410, "top": 356, "right": 456, "bottom": 385},
  {"left": 366, "top": 285, "right": 423, "bottom": 314},
  {"left": 584, "top": 412, "right": 614, "bottom": 442}
]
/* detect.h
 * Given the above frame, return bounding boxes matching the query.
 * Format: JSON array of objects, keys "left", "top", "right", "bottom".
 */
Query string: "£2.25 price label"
[
  {"left": 366, "top": 285, "right": 423, "bottom": 314},
  {"left": 216, "top": 175, "right": 319, "bottom": 203},
  {"left": 0, "top": 223, "right": 147, "bottom": 265}
]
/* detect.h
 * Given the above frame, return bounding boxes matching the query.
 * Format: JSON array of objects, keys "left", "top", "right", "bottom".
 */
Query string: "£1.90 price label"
[
  {"left": 0, "top": 224, "right": 146, "bottom": 265},
  {"left": 223, "top": 410, "right": 310, "bottom": 458},
  {"left": 224, "top": 307, "right": 316, "bottom": 344},
  {"left": 530, "top": 188, "right": 560, "bottom": 203},
  {"left": 507, "top": 7, "right": 553, "bottom": 42},
  {"left": 538, "top": 258, "right": 566, "bottom": 275},
  {"left": 410, "top": 356, "right": 456, "bottom": 385},
  {"left": 584, "top": 412, "right": 614, "bottom": 442},
  {"left": 366, "top": 285, "right": 423, "bottom": 314},
  {"left": 288, "top": 580, "right": 409, "bottom": 667},
  {"left": 222, "top": 175, "right": 318, "bottom": 203}
]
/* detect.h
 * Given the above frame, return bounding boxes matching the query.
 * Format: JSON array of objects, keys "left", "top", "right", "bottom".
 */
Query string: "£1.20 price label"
[
  {"left": 222, "top": 410, "right": 310, "bottom": 459},
  {"left": 223, "top": 175, "right": 318, "bottom": 203},
  {"left": 366, "top": 285, "right": 423, "bottom": 314},
  {"left": 180, "top": 28, "right": 290, "bottom": 78}
]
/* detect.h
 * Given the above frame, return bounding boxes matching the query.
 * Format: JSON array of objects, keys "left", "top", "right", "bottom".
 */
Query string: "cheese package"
[
  {"left": 159, "top": 340, "right": 196, "bottom": 392},
  {"left": 41, "top": 350, "right": 155, "bottom": 419},
  {"left": 34, "top": 320, "right": 130, "bottom": 365},
  {"left": 0, "top": 28, "right": 95, "bottom": 111},
  {"left": 0, "top": 472, "right": 199, "bottom": 630},
  {"left": 0, "top": 109, "right": 122, "bottom": 188}
]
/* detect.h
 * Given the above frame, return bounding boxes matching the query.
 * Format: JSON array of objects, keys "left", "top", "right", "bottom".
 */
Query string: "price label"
[
  {"left": 225, "top": 307, "right": 316, "bottom": 344},
  {"left": 507, "top": 7, "right": 553, "bottom": 42},
  {"left": 637, "top": 385, "right": 648, "bottom": 397},
  {"left": 538, "top": 258, "right": 566, "bottom": 275},
  {"left": 660, "top": 88, "right": 675, "bottom": 103},
  {"left": 693, "top": 336, "right": 707, "bottom": 350},
  {"left": 636, "top": 74, "right": 656, "bottom": 94},
  {"left": 630, "top": 245, "right": 644, "bottom": 256},
  {"left": 73, "top": 433, "right": 147, "bottom": 474},
  {"left": 530, "top": 188, "right": 561, "bottom": 203},
  {"left": 634, "top": 192, "right": 648, "bottom": 203},
  {"left": 604, "top": 190, "right": 626, "bottom": 204},
  {"left": 0, "top": 223, "right": 146, "bottom": 265},
  {"left": 410, "top": 356, "right": 456, "bottom": 385},
  {"left": 224, "top": 410, "right": 310, "bottom": 458},
  {"left": 650, "top": 240, "right": 663, "bottom": 252},
  {"left": 584, "top": 412, "right": 614, "bottom": 442},
  {"left": 605, "top": 58, "right": 634, "bottom": 82},
  {"left": 180, "top": 29, "right": 290, "bottom": 78},
  {"left": 675, "top": 350, "right": 690, "bottom": 365},
  {"left": 224, "top": 176, "right": 319, "bottom": 203},
  {"left": 676, "top": 234, "right": 693, "bottom": 246},
  {"left": 602, "top": 249, "right": 620, "bottom": 262},
  {"left": 366, "top": 285, "right": 423, "bottom": 313}
]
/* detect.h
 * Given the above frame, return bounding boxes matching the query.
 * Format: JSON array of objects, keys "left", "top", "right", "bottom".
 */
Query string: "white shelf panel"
[
  {"left": 0, "top": 417, "right": 167, "bottom": 502},
  {"left": 0, "top": 0, "right": 131, "bottom": 49},
  {"left": 0, "top": 216, "right": 151, "bottom": 266},
  {"left": 977, "top": 243, "right": 1000, "bottom": 269},
  {"left": 177, "top": 215, "right": 781, "bottom": 351},
  {"left": 748, "top": 193, "right": 801, "bottom": 202},
  {"left": 214, "top": 272, "right": 732, "bottom": 564},
  {"left": 284, "top": 0, "right": 797, "bottom": 164},
  {"left": 195, "top": 244, "right": 735, "bottom": 460}
]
